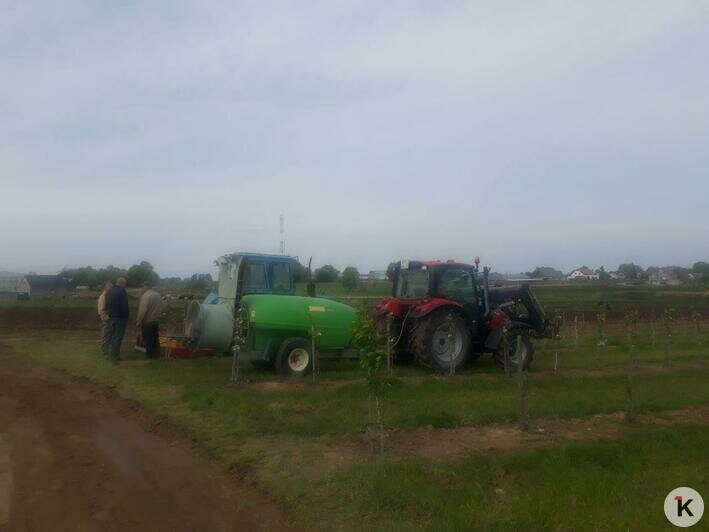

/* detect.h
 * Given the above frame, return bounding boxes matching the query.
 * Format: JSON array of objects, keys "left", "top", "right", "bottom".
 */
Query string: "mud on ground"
[{"left": 0, "top": 343, "right": 295, "bottom": 532}]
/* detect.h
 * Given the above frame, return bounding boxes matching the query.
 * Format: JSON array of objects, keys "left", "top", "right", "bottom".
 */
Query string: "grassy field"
[{"left": 3, "top": 305, "right": 708, "bottom": 530}]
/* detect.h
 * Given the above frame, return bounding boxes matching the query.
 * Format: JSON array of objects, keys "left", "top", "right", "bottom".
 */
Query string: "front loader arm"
[{"left": 488, "top": 284, "right": 554, "bottom": 338}]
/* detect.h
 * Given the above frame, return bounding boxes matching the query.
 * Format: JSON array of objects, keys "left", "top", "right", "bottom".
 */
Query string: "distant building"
[
  {"left": 609, "top": 271, "right": 626, "bottom": 281},
  {"left": 567, "top": 267, "right": 599, "bottom": 281},
  {"left": 368, "top": 270, "right": 388, "bottom": 281},
  {"left": 530, "top": 267, "right": 564, "bottom": 280},
  {"left": 17, "top": 275, "right": 70, "bottom": 298},
  {"left": 0, "top": 272, "right": 24, "bottom": 295},
  {"left": 647, "top": 267, "right": 681, "bottom": 286},
  {"left": 487, "top": 272, "right": 545, "bottom": 285}
]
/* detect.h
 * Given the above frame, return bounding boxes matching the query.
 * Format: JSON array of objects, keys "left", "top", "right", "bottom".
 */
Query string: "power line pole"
[{"left": 279, "top": 213, "right": 285, "bottom": 254}]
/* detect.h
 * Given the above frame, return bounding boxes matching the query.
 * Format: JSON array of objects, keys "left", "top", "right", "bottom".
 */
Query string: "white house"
[
  {"left": 0, "top": 272, "right": 24, "bottom": 294},
  {"left": 567, "top": 267, "right": 599, "bottom": 281}
]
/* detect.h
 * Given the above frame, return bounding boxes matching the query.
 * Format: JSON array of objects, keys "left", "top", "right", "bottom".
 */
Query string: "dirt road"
[{"left": 0, "top": 346, "right": 295, "bottom": 531}]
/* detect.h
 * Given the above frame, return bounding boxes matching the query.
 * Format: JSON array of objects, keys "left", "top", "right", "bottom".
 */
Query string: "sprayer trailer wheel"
[{"left": 276, "top": 338, "right": 313, "bottom": 377}]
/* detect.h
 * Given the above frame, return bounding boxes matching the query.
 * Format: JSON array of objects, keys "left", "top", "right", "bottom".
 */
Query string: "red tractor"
[{"left": 374, "top": 259, "right": 555, "bottom": 373}]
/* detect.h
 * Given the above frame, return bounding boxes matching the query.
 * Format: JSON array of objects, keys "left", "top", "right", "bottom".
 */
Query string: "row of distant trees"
[
  {"left": 526, "top": 262, "right": 709, "bottom": 281},
  {"left": 59, "top": 262, "right": 213, "bottom": 290},
  {"left": 61, "top": 260, "right": 709, "bottom": 292}
]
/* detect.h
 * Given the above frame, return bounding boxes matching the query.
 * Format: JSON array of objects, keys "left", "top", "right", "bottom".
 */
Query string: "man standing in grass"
[
  {"left": 106, "top": 277, "right": 129, "bottom": 363},
  {"left": 97, "top": 280, "right": 113, "bottom": 356},
  {"left": 136, "top": 281, "right": 162, "bottom": 359}
]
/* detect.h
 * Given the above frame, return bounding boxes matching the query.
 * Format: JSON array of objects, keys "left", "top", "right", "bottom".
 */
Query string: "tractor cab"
[
  {"left": 382, "top": 258, "right": 490, "bottom": 322},
  {"left": 393, "top": 260, "right": 483, "bottom": 307},
  {"left": 212, "top": 252, "right": 297, "bottom": 309}
]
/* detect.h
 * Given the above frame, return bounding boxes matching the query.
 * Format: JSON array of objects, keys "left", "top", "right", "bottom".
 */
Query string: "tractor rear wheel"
[
  {"left": 276, "top": 338, "right": 313, "bottom": 378},
  {"left": 493, "top": 328, "right": 534, "bottom": 370},
  {"left": 410, "top": 310, "right": 471, "bottom": 372}
]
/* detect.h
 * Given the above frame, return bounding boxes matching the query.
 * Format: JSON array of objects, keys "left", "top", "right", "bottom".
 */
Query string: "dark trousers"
[
  {"left": 141, "top": 322, "right": 160, "bottom": 358},
  {"left": 110, "top": 318, "right": 128, "bottom": 360}
]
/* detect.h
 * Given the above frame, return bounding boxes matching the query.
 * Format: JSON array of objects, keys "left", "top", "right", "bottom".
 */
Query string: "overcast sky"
[{"left": 1, "top": 1, "right": 708, "bottom": 277}]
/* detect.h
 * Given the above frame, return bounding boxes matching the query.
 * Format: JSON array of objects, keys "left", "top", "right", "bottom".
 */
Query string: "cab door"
[{"left": 436, "top": 268, "right": 481, "bottom": 326}]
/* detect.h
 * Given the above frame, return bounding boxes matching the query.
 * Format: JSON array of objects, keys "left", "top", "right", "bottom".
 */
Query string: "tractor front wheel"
[
  {"left": 410, "top": 310, "right": 471, "bottom": 373},
  {"left": 276, "top": 338, "right": 313, "bottom": 378}
]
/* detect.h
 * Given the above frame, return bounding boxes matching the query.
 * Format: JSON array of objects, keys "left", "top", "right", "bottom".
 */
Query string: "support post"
[
  {"left": 446, "top": 313, "right": 455, "bottom": 376},
  {"left": 502, "top": 325, "right": 511, "bottom": 377},
  {"left": 573, "top": 315, "right": 578, "bottom": 351},
  {"left": 596, "top": 312, "right": 606, "bottom": 367},
  {"left": 311, "top": 323, "right": 319, "bottom": 384},
  {"left": 554, "top": 349, "right": 559, "bottom": 373},
  {"left": 516, "top": 335, "right": 528, "bottom": 431},
  {"left": 386, "top": 314, "right": 393, "bottom": 377},
  {"left": 230, "top": 344, "right": 240, "bottom": 385}
]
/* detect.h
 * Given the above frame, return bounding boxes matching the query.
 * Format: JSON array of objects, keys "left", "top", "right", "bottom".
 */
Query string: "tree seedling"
[
  {"left": 353, "top": 305, "right": 390, "bottom": 453},
  {"left": 625, "top": 310, "right": 639, "bottom": 367},
  {"left": 230, "top": 305, "right": 249, "bottom": 386},
  {"left": 691, "top": 309, "right": 702, "bottom": 348},
  {"left": 663, "top": 308, "right": 676, "bottom": 367}
]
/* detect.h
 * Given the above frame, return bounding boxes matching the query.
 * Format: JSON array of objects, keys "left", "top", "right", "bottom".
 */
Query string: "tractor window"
[
  {"left": 395, "top": 269, "right": 429, "bottom": 299},
  {"left": 271, "top": 263, "right": 291, "bottom": 292},
  {"left": 244, "top": 262, "right": 267, "bottom": 290},
  {"left": 438, "top": 269, "right": 476, "bottom": 303}
]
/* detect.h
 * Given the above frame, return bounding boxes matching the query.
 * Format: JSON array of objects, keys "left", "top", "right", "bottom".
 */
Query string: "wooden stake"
[
  {"left": 650, "top": 317, "right": 656, "bottom": 348},
  {"left": 516, "top": 335, "right": 528, "bottom": 431},
  {"left": 573, "top": 315, "right": 578, "bottom": 351},
  {"left": 663, "top": 309, "right": 674, "bottom": 368},
  {"left": 446, "top": 313, "right": 455, "bottom": 376},
  {"left": 625, "top": 370, "right": 634, "bottom": 423},
  {"left": 311, "top": 324, "right": 319, "bottom": 384},
  {"left": 386, "top": 314, "right": 393, "bottom": 376},
  {"left": 554, "top": 349, "right": 559, "bottom": 373},
  {"left": 375, "top": 395, "right": 384, "bottom": 453},
  {"left": 503, "top": 326, "right": 511, "bottom": 377},
  {"left": 596, "top": 312, "right": 606, "bottom": 367}
]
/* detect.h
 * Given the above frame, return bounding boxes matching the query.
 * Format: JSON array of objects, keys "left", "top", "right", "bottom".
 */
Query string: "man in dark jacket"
[{"left": 106, "top": 277, "right": 129, "bottom": 363}]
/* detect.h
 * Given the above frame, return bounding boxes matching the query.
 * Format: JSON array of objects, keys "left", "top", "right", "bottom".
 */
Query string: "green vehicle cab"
[{"left": 184, "top": 252, "right": 357, "bottom": 376}]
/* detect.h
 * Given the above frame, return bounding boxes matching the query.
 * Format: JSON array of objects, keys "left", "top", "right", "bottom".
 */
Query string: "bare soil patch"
[
  {"left": 244, "top": 405, "right": 709, "bottom": 474},
  {"left": 0, "top": 307, "right": 98, "bottom": 330},
  {"left": 0, "top": 305, "right": 185, "bottom": 332},
  {"left": 387, "top": 405, "right": 709, "bottom": 460},
  {"left": 0, "top": 343, "right": 296, "bottom": 531}
]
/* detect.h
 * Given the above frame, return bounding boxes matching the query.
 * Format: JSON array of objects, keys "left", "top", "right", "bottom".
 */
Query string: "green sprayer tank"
[{"left": 185, "top": 294, "right": 357, "bottom": 358}]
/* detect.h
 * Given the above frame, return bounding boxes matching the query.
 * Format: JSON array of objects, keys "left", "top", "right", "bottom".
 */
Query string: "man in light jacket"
[
  {"left": 97, "top": 281, "right": 113, "bottom": 356},
  {"left": 136, "top": 282, "right": 162, "bottom": 359}
]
